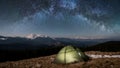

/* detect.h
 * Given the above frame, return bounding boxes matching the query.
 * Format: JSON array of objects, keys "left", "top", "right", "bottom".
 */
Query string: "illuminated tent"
[{"left": 54, "top": 46, "right": 89, "bottom": 64}]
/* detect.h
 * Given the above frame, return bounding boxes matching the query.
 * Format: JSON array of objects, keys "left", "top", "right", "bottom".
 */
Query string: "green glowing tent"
[{"left": 54, "top": 46, "right": 89, "bottom": 64}]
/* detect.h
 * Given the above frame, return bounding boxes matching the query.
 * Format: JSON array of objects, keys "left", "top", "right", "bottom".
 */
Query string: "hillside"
[
  {"left": 0, "top": 41, "right": 120, "bottom": 62},
  {"left": 86, "top": 41, "right": 120, "bottom": 52},
  {"left": 0, "top": 41, "right": 120, "bottom": 68},
  {"left": 0, "top": 52, "right": 120, "bottom": 68}
]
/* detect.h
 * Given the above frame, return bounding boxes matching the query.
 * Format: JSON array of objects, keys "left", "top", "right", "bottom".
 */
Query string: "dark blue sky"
[{"left": 0, "top": 0, "right": 120, "bottom": 39}]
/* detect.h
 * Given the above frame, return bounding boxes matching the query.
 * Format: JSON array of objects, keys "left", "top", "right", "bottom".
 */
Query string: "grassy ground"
[{"left": 0, "top": 51, "right": 120, "bottom": 68}]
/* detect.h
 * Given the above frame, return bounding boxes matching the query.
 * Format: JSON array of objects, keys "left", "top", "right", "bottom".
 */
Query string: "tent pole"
[{"left": 64, "top": 46, "right": 67, "bottom": 64}]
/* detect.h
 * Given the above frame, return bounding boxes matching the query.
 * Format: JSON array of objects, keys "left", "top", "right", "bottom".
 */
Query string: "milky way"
[{"left": 0, "top": 0, "right": 120, "bottom": 38}]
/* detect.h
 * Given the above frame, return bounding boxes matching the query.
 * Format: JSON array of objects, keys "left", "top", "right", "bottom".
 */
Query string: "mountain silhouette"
[{"left": 86, "top": 41, "right": 120, "bottom": 52}]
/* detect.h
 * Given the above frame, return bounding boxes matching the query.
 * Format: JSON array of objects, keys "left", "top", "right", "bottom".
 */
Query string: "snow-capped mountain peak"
[
  {"left": 0, "top": 38, "right": 7, "bottom": 40},
  {"left": 26, "top": 34, "right": 48, "bottom": 39}
]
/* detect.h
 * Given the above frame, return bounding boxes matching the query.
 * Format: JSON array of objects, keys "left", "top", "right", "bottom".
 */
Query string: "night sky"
[{"left": 0, "top": 0, "right": 120, "bottom": 39}]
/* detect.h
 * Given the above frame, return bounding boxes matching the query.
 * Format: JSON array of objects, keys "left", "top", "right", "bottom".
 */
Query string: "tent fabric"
[{"left": 54, "top": 46, "right": 89, "bottom": 64}]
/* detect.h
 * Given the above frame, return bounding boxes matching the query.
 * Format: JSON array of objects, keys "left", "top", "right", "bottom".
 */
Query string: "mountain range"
[{"left": 0, "top": 34, "right": 111, "bottom": 50}]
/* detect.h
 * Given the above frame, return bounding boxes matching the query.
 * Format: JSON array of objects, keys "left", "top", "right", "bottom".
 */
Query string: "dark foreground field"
[
  {"left": 0, "top": 41, "right": 120, "bottom": 68},
  {"left": 0, "top": 51, "right": 120, "bottom": 68}
]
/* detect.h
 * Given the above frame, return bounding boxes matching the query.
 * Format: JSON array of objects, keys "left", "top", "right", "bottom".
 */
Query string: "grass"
[{"left": 0, "top": 51, "right": 120, "bottom": 68}]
